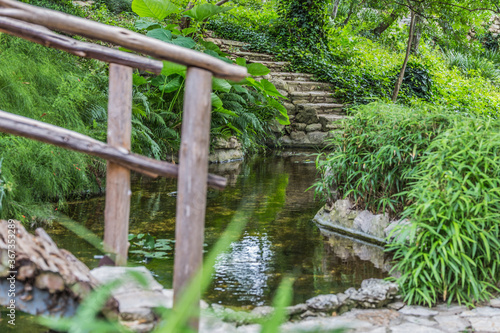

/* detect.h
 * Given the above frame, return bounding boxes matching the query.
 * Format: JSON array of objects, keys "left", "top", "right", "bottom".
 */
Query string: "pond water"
[{"left": 1, "top": 150, "right": 389, "bottom": 330}]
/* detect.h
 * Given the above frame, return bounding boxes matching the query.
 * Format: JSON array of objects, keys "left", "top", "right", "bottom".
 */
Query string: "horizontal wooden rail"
[
  {"left": 0, "top": 17, "right": 163, "bottom": 74},
  {"left": 0, "top": 0, "right": 247, "bottom": 81},
  {"left": 0, "top": 110, "right": 227, "bottom": 190}
]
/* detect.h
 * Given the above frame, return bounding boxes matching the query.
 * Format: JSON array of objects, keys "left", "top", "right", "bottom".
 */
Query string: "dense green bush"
[
  {"left": 388, "top": 118, "right": 500, "bottom": 306},
  {"left": 313, "top": 103, "right": 452, "bottom": 215},
  {"left": 0, "top": 36, "right": 107, "bottom": 220}
]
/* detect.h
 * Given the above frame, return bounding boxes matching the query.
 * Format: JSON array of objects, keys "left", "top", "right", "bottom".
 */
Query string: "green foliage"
[
  {"left": 275, "top": 0, "right": 329, "bottom": 50},
  {"left": 184, "top": 3, "right": 232, "bottom": 22},
  {"left": 0, "top": 36, "right": 107, "bottom": 220},
  {"left": 443, "top": 49, "right": 500, "bottom": 84},
  {"left": 207, "top": 18, "right": 278, "bottom": 53},
  {"left": 388, "top": 118, "right": 500, "bottom": 306},
  {"left": 132, "top": 0, "right": 179, "bottom": 20},
  {"left": 399, "top": 61, "right": 433, "bottom": 100},
  {"left": 314, "top": 103, "right": 453, "bottom": 215}
]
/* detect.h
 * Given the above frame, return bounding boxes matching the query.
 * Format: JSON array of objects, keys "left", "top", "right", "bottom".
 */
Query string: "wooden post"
[
  {"left": 104, "top": 63, "right": 133, "bottom": 266},
  {"left": 173, "top": 67, "right": 213, "bottom": 329}
]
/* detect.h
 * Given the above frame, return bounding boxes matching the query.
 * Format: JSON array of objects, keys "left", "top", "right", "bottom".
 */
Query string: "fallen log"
[
  {"left": 0, "top": 220, "right": 107, "bottom": 317},
  {"left": 0, "top": 110, "right": 227, "bottom": 190}
]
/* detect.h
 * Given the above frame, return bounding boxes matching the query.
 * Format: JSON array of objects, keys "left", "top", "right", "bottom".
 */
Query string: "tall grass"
[
  {"left": 388, "top": 118, "right": 500, "bottom": 306},
  {"left": 443, "top": 49, "right": 500, "bottom": 83},
  {"left": 314, "top": 102, "right": 454, "bottom": 216},
  {"left": 0, "top": 35, "right": 109, "bottom": 220}
]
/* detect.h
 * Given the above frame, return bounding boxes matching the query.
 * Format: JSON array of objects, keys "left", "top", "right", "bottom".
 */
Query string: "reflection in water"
[{"left": 213, "top": 233, "right": 273, "bottom": 305}]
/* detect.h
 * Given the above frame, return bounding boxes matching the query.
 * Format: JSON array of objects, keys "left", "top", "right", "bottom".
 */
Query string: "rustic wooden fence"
[{"left": 0, "top": 0, "right": 247, "bottom": 329}]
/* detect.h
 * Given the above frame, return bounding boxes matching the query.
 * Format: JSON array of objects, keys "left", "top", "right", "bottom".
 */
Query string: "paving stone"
[
  {"left": 434, "top": 315, "right": 470, "bottom": 333},
  {"left": 281, "top": 317, "right": 373, "bottom": 333},
  {"left": 398, "top": 305, "right": 439, "bottom": 317},
  {"left": 469, "top": 317, "right": 500, "bottom": 332},
  {"left": 358, "top": 327, "right": 387, "bottom": 333},
  {"left": 460, "top": 306, "right": 500, "bottom": 317},
  {"left": 345, "top": 309, "right": 401, "bottom": 326},
  {"left": 389, "top": 322, "right": 445, "bottom": 333},
  {"left": 404, "top": 315, "right": 438, "bottom": 326},
  {"left": 387, "top": 302, "right": 405, "bottom": 311},
  {"left": 489, "top": 297, "right": 500, "bottom": 308},
  {"left": 433, "top": 304, "right": 468, "bottom": 315}
]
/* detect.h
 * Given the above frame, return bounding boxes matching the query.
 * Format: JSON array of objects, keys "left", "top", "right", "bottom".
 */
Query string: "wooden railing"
[{"left": 0, "top": 0, "right": 247, "bottom": 329}]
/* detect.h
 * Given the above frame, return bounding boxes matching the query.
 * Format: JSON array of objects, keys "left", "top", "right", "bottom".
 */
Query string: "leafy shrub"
[
  {"left": 398, "top": 61, "right": 433, "bottom": 101},
  {"left": 207, "top": 18, "right": 279, "bottom": 54},
  {"left": 388, "top": 118, "right": 500, "bottom": 306},
  {"left": 314, "top": 103, "right": 453, "bottom": 215},
  {"left": 443, "top": 49, "right": 500, "bottom": 84}
]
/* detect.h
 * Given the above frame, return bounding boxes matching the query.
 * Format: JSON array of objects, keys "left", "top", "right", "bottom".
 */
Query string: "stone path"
[
  {"left": 91, "top": 266, "right": 500, "bottom": 333},
  {"left": 205, "top": 37, "right": 346, "bottom": 148}
]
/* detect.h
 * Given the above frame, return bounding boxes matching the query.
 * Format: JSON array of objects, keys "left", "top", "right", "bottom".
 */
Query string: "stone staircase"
[{"left": 206, "top": 37, "right": 347, "bottom": 148}]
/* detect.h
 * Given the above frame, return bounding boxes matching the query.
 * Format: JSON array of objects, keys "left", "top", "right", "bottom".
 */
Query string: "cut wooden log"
[
  {"left": 0, "top": 220, "right": 107, "bottom": 317},
  {"left": 0, "top": 0, "right": 247, "bottom": 80},
  {"left": 0, "top": 110, "right": 227, "bottom": 190},
  {"left": 0, "top": 17, "right": 163, "bottom": 74}
]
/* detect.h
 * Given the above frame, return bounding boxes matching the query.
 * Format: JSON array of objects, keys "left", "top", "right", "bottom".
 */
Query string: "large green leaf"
[
  {"left": 146, "top": 28, "right": 172, "bottom": 42},
  {"left": 168, "top": 36, "right": 196, "bottom": 49},
  {"left": 161, "top": 61, "right": 186, "bottom": 77},
  {"left": 260, "top": 79, "right": 286, "bottom": 98},
  {"left": 267, "top": 97, "right": 290, "bottom": 125},
  {"left": 235, "top": 58, "right": 247, "bottom": 67},
  {"left": 211, "top": 93, "right": 223, "bottom": 108},
  {"left": 160, "top": 76, "right": 183, "bottom": 93},
  {"left": 135, "top": 18, "right": 161, "bottom": 31},
  {"left": 184, "top": 3, "right": 232, "bottom": 22},
  {"left": 247, "top": 62, "right": 270, "bottom": 76},
  {"left": 132, "top": 74, "right": 148, "bottom": 86},
  {"left": 212, "top": 78, "right": 232, "bottom": 93},
  {"left": 132, "top": 0, "right": 179, "bottom": 20}
]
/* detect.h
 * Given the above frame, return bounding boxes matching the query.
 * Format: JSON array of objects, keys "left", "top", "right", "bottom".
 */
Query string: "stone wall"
[{"left": 489, "top": 16, "right": 500, "bottom": 37}]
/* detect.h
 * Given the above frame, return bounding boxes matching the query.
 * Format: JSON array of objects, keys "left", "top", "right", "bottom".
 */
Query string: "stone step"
[
  {"left": 205, "top": 37, "right": 249, "bottom": 48},
  {"left": 265, "top": 72, "right": 315, "bottom": 81},
  {"left": 290, "top": 91, "right": 340, "bottom": 104},
  {"left": 297, "top": 103, "right": 346, "bottom": 115},
  {"left": 231, "top": 51, "right": 273, "bottom": 61},
  {"left": 248, "top": 60, "right": 290, "bottom": 71},
  {"left": 286, "top": 81, "right": 334, "bottom": 92},
  {"left": 318, "top": 114, "right": 346, "bottom": 130}
]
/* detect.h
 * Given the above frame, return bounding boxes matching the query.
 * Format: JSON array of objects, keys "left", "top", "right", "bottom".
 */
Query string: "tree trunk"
[
  {"left": 179, "top": 1, "right": 196, "bottom": 30},
  {"left": 410, "top": 13, "right": 423, "bottom": 54},
  {"left": 332, "top": 0, "right": 341, "bottom": 20},
  {"left": 371, "top": 6, "right": 403, "bottom": 36},
  {"left": 342, "top": 0, "right": 363, "bottom": 26},
  {"left": 392, "top": 9, "right": 416, "bottom": 103}
]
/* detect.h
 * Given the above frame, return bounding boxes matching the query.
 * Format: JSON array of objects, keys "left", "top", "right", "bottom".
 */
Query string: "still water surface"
[
  {"left": 52, "top": 151, "right": 387, "bottom": 307},
  {"left": 1, "top": 151, "right": 388, "bottom": 331}
]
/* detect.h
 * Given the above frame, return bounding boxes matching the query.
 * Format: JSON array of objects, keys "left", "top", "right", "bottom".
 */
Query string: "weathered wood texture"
[
  {"left": 0, "top": 220, "right": 114, "bottom": 317},
  {"left": 0, "top": 0, "right": 247, "bottom": 80},
  {"left": 104, "top": 64, "right": 132, "bottom": 266},
  {"left": 173, "top": 67, "right": 213, "bottom": 329},
  {"left": 0, "top": 17, "right": 163, "bottom": 74},
  {"left": 0, "top": 110, "right": 227, "bottom": 190}
]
